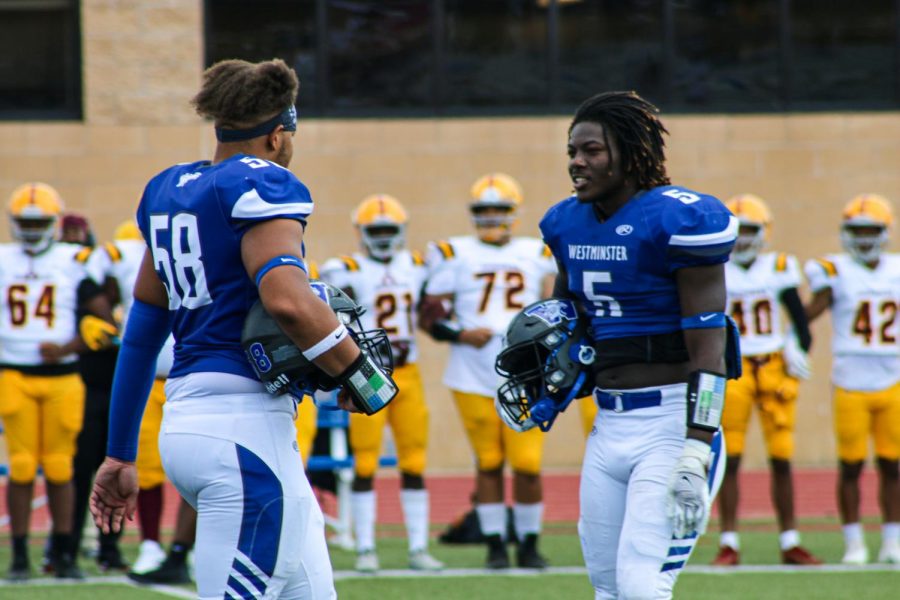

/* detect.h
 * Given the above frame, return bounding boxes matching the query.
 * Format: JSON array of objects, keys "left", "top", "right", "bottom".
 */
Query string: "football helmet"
[
  {"left": 8, "top": 182, "right": 63, "bottom": 253},
  {"left": 725, "top": 194, "right": 771, "bottom": 264},
  {"left": 470, "top": 173, "right": 523, "bottom": 243},
  {"left": 113, "top": 219, "right": 143, "bottom": 241},
  {"left": 352, "top": 194, "right": 408, "bottom": 260},
  {"left": 841, "top": 193, "right": 893, "bottom": 264},
  {"left": 495, "top": 299, "right": 596, "bottom": 432},
  {"left": 241, "top": 281, "right": 394, "bottom": 400}
]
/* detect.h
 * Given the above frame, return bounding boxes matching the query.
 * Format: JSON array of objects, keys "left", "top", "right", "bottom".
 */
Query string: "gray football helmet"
[
  {"left": 241, "top": 280, "right": 393, "bottom": 400},
  {"left": 495, "top": 299, "right": 596, "bottom": 431}
]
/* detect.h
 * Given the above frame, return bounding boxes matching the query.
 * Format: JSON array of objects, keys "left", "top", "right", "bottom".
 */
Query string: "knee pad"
[
  {"left": 42, "top": 453, "right": 73, "bottom": 484},
  {"left": 8, "top": 452, "right": 38, "bottom": 484},
  {"left": 354, "top": 451, "right": 378, "bottom": 479},
  {"left": 137, "top": 464, "right": 167, "bottom": 489},
  {"left": 397, "top": 447, "right": 426, "bottom": 477}
]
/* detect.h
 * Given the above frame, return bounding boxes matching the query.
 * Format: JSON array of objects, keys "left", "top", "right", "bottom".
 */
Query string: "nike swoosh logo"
[
  {"left": 699, "top": 314, "right": 716, "bottom": 321},
  {"left": 280, "top": 257, "right": 295, "bottom": 263}
]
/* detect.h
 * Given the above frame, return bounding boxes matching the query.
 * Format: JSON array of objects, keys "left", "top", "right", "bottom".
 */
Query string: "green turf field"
[{"left": 0, "top": 519, "right": 898, "bottom": 599}]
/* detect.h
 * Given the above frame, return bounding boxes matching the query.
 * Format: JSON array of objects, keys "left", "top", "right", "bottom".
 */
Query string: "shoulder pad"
[
  {"left": 339, "top": 255, "right": 360, "bottom": 272},
  {"left": 104, "top": 242, "right": 123, "bottom": 263},
  {"left": 541, "top": 244, "right": 553, "bottom": 259},
  {"left": 74, "top": 246, "right": 93, "bottom": 264},
  {"left": 775, "top": 252, "right": 788, "bottom": 272},
  {"left": 436, "top": 240, "right": 455, "bottom": 260},
  {"left": 411, "top": 250, "right": 425, "bottom": 266},
  {"left": 815, "top": 258, "right": 838, "bottom": 277}
]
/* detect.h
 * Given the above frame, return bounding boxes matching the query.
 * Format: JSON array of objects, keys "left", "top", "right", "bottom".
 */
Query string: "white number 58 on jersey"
[{"left": 150, "top": 213, "right": 213, "bottom": 309}]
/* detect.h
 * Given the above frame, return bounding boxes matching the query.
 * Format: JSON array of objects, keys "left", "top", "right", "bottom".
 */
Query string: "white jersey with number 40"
[
  {"left": 425, "top": 236, "right": 557, "bottom": 397},
  {"left": 805, "top": 253, "right": 900, "bottom": 391}
]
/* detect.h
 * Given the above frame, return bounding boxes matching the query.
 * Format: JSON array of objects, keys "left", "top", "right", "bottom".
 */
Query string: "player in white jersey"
[
  {"left": 712, "top": 194, "right": 821, "bottom": 566},
  {"left": 806, "top": 194, "right": 900, "bottom": 565},
  {"left": 420, "top": 173, "right": 557, "bottom": 569},
  {"left": 0, "top": 183, "right": 115, "bottom": 580},
  {"left": 320, "top": 194, "right": 443, "bottom": 573}
]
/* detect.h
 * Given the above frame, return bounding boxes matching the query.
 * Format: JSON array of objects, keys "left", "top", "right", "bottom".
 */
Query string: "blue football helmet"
[
  {"left": 241, "top": 280, "right": 393, "bottom": 401},
  {"left": 495, "top": 298, "right": 596, "bottom": 432}
]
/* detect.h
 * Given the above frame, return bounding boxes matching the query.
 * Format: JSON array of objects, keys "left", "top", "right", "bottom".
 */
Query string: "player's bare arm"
[
  {"left": 805, "top": 286, "right": 833, "bottom": 323},
  {"left": 418, "top": 291, "right": 492, "bottom": 348}
]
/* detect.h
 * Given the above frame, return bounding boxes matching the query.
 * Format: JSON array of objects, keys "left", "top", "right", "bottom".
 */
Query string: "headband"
[{"left": 215, "top": 105, "right": 297, "bottom": 143}]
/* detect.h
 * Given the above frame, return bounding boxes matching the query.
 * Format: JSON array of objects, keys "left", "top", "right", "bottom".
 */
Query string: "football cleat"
[
  {"left": 241, "top": 280, "right": 393, "bottom": 402},
  {"left": 6, "top": 553, "right": 30, "bottom": 582},
  {"left": 355, "top": 550, "right": 379, "bottom": 573},
  {"left": 352, "top": 194, "right": 408, "bottom": 260},
  {"left": 131, "top": 539, "right": 166, "bottom": 574},
  {"left": 470, "top": 173, "right": 522, "bottom": 243},
  {"left": 711, "top": 545, "right": 740, "bottom": 566},
  {"left": 495, "top": 299, "right": 595, "bottom": 432},
  {"left": 409, "top": 549, "right": 444, "bottom": 571},
  {"left": 51, "top": 552, "right": 84, "bottom": 580},
  {"left": 841, "top": 540, "right": 869, "bottom": 565},
  {"left": 516, "top": 534, "right": 548, "bottom": 569},
  {"left": 878, "top": 541, "right": 900, "bottom": 564},
  {"left": 841, "top": 193, "right": 893, "bottom": 264},
  {"left": 128, "top": 555, "right": 192, "bottom": 584},
  {"left": 7, "top": 181, "right": 63, "bottom": 253},
  {"left": 725, "top": 194, "right": 771, "bottom": 265},
  {"left": 781, "top": 545, "right": 822, "bottom": 565},
  {"left": 484, "top": 534, "right": 510, "bottom": 569}
]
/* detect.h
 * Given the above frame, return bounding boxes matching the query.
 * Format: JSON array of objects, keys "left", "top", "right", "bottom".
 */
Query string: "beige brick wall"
[{"left": 1, "top": 1, "right": 899, "bottom": 471}]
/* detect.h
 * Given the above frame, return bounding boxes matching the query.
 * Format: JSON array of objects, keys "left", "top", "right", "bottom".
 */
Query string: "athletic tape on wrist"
[{"left": 302, "top": 323, "right": 348, "bottom": 361}]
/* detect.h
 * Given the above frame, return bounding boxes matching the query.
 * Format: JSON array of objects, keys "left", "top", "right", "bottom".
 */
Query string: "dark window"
[
  {"left": 556, "top": 0, "right": 665, "bottom": 109},
  {"left": 204, "top": 0, "right": 319, "bottom": 112},
  {"left": 0, "top": 0, "right": 81, "bottom": 119},
  {"left": 671, "top": 0, "right": 782, "bottom": 112},
  {"left": 789, "top": 0, "right": 897, "bottom": 110},
  {"left": 327, "top": 1, "right": 433, "bottom": 114},
  {"left": 441, "top": 0, "right": 549, "bottom": 111}
]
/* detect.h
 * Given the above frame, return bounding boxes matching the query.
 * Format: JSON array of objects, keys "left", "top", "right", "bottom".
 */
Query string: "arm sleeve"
[
  {"left": 106, "top": 299, "right": 174, "bottom": 461},
  {"left": 779, "top": 287, "right": 812, "bottom": 352}
]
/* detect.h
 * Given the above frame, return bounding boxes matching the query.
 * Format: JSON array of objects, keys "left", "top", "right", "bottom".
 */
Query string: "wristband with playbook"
[
  {"left": 337, "top": 351, "right": 398, "bottom": 415},
  {"left": 686, "top": 369, "right": 726, "bottom": 432}
]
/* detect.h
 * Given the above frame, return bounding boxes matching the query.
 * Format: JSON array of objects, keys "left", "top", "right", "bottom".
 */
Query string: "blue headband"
[{"left": 215, "top": 105, "right": 297, "bottom": 143}]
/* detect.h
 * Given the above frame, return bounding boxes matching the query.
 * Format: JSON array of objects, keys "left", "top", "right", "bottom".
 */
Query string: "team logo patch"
[
  {"left": 525, "top": 300, "right": 577, "bottom": 326},
  {"left": 310, "top": 281, "right": 330, "bottom": 304},
  {"left": 615, "top": 224, "right": 633, "bottom": 236}
]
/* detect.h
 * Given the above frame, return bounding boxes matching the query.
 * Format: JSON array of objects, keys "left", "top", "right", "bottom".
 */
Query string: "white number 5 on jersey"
[
  {"left": 150, "top": 213, "right": 213, "bottom": 309},
  {"left": 583, "top": 271, "right": 622, "bottom": 317}
]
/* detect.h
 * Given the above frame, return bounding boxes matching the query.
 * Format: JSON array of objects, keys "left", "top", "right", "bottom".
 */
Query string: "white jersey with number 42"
[
  {"left": 805, "top": 252, "right": 900, "bottom": 391},
  {"left": 425, "top": 235, "right": 557, "bottom": 397}
]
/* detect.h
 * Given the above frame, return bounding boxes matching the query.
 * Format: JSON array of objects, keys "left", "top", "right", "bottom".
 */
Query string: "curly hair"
[
  {"left": 191, "top": 59, "right": 299, "bottom": 129},
  {"left": 569, "top": 91, "right": 671, "bottom": 190}
]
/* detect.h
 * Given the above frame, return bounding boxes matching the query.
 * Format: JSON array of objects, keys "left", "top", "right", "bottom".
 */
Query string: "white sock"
[
  {"left": 720, "top": 531, "right": 740, "bottom": 550},
  {"left": 843, "top": 523, "right": 864, "bottom": 544},
  {"left": 779, "top": 529, "right": 800, "bottom": 551},
  {"left": 513, "top": 502, "right": 543, "bottom": 540},
  {"left": 476, "top": 503, "right": 507, "bottom": 538},
  {"left": 401, "top": 489, "right": 429, "bottom": 553},
  {"left": 882, "top": 522, "right": 900, "bottom": 545},
  {"left": 351, "top": 491, "right": 376, "bottom": 552}
]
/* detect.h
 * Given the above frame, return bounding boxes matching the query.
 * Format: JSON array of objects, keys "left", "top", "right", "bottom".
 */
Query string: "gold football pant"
[{"left": 834, "top": 381, "right": 900, "bottom": 462}]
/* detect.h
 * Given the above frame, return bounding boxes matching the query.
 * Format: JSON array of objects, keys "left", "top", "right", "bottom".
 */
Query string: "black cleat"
[
  {"left": 128, "top": 556, "right": 192, "bottom": 585},
  {"left": 7, "top": 554, "right": 30, "bottom": 582},
  {"left": 485, "top": 534, "right": 510, "bottom": 569},
  {"left": 516, "top": 534, "right": 548, "bottom": 569},
  {"left": 97, "top": 546, "right": 129, "bottom": 572},
  {"left": 52, "top": 552, "right": 85, "bottom": 580}
]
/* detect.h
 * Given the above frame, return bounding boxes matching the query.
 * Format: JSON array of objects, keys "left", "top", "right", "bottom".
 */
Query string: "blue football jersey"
[
  {"left": 540, "top": 185, "right": 737, "bottom": 341},
  {"left": 136, "top": 154, "right": 314, "bottom": 379}
]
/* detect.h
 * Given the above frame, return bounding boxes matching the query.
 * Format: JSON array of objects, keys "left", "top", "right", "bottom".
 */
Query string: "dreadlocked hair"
[
  {"left": 191, "top": 58, "right": 299, "bottom": 129},
  {"left": 570, "top": 91, "right": 671, "bottom": 189}
]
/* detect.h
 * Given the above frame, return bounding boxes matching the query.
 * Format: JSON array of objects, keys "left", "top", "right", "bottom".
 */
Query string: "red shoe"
[
  {"left": 711, "top": 546, "right": 740, "bottom": 566},
  {"left": 782, "top": 545, "right": 823, "bottom": 565}
]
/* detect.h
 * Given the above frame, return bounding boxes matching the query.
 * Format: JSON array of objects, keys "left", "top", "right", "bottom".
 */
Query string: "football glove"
[
  {"left": 666, "top": 439, "right": 711, "bottom": 538},
  {"left": 782, "top": 333, "right": 812, "bottom": 380},
  {"left": 79, "top": 315, "right": 119, "bottom": 351}
]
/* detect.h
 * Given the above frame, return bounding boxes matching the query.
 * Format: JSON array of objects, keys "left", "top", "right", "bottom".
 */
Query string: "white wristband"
[{"left": 302, "top": 323, "right": 348, "bottom": 361}]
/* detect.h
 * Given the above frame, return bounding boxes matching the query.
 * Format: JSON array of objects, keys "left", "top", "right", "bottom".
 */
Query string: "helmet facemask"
[
  {"left": 471, "top": 204, "right": 516, "bottom": 243},
  {"left": 841, "top": 224, "right": 888, "bottom": 264},
  {"left": 11, "top": 215, "right": 57, "bottom": 253},
  {"left": 360, "top": 223, "right": 406, "bottom": 261},
  {"left": 731, "top": 223, "right": 765, "bottom": 265}
]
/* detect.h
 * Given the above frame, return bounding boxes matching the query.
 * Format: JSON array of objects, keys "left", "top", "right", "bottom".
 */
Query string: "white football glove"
[
  {"left": 782, "top": 333, "right": 812, "bottom": 380},
  {"left": 494, "top": 396, "right": 536, "bottom": 432},
  {"left": 666, "top": 439, "right": 711, "bottom": 538}
]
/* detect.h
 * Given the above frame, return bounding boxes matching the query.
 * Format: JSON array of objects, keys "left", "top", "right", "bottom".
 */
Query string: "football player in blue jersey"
[
  {"left": 538, "top": 91, "right": 737, "bottom": 599},
  {"left": 89, "top": 58, "right": 397, "bottom": 599}
]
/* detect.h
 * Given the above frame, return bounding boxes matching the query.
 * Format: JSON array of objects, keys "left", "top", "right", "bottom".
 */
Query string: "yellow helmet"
[
  {"left": 8, "top": 182, "right": 64, "bottom": 253},
  {"left": 725, "top": 194, "right": 771, "bottom": 264},
  {"left": 352, "top": 194, "right": 408, "bottom": 260},
  {"left": 469, "top": 173, "right": 522, "bottom": 242},
  {"left": 841, "top": 193, "right": 893, "bottom": 263},
  {"left": 113, "top": 219, "right": 143, "bottom": 241}
]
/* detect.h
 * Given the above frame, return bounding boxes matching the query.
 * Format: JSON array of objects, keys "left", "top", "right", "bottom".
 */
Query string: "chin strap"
[{"left": 530, "top": 370, "right": 588, "bottom": 432}]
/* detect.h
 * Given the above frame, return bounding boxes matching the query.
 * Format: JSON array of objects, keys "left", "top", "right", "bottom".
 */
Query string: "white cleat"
[
  {"left": 842, "top": 541, "right": 869, "bottom": 565},
  {"left": 878, "top": 542, "right": 900, "bottom": 564},
  {"left": 355, "top": 550, "right": 379, "bottom": 573},
  {"left": 409, "top": 549, "right": 444, "bottom": 571},
  {"left": 131, "top": 540, "right": 167, "bottom": 574}
]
